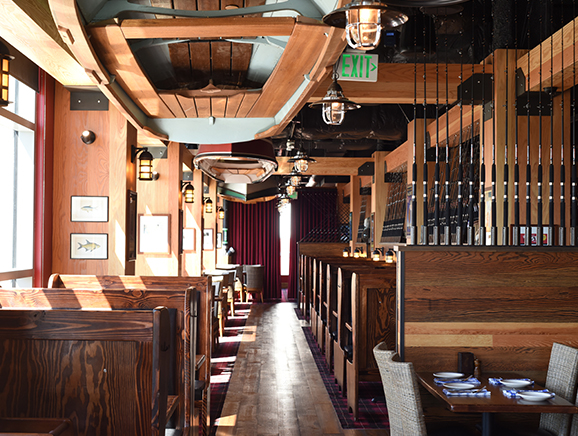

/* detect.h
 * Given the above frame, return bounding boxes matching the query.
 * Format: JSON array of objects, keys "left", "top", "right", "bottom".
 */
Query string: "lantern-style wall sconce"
[
  {"left": 372, "top": 248, "right": 383, "bottom": 262},
  {"left": 0, "top": 41, "right": 14, "bottom": 107},
  {"left": 385, "top": 248, "right": 395, "bottom": 263},
  {"left": 131, "top": 145, "right": 158, "bottom": 181},
  {"left": 204, "top": 197, "right": 213, "bottom": 214},
  {"left": 182, "top": 182, "right": 194, "bottom": 203},
  {"left": 218, "top": 206, "right": 225, "bottom": 220}
]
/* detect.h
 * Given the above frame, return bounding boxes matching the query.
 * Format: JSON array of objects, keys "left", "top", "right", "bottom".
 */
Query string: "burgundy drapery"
[
  {"left": 288, "top": 189, "right": 338, "bottom": 300},
  {"left": 228, "top": 200, "right": 281, "bottom": 300}
]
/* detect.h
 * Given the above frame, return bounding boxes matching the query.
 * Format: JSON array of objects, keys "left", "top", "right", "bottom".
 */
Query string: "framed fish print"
[
  {"left": 139, "top": 214, "right": 171, "bottom": 254},
  {"left": 71, "top": 196, "right": 109, "bottom": 222},
  {"left": 70, "top": 233, "right": 108, "bottom": 260}
]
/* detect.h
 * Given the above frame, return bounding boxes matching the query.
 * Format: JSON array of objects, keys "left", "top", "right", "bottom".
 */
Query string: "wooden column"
[
  {"left": 372, "top": 151, "right": 387, "bottom": 250},
  {"left": 182, "top": 168, "right": 204, "bottom": 276}
]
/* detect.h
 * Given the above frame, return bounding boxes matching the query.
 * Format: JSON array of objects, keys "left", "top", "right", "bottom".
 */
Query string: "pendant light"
[
  {"left": 289, "top": 170, "right": 302, "bottom": 187},
  {"left": 323, "top": 1, "right": 407, "bottom": 51},
  {"left": 288, "top": 149, "right": 316, "bottom": 173},
  {"left": 286, "top": 184, "right": 296, "bottom": 196},
  {"left": 309, "top": 71, "right": 360, "bottom": 126}
]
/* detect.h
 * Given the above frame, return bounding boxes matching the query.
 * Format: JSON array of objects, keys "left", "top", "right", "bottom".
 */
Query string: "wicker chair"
[
  {"left": 373, "top": 341, "right": 406, "bottom": 434},
  {"left": 570, "top": 389, "right": 578, "bottom": 436},
  {"left": 539, "top": 343, "right": 578, "bottom": 436},
  {"left": 244, "top": 265, "right": 264, "bottom": 303}
]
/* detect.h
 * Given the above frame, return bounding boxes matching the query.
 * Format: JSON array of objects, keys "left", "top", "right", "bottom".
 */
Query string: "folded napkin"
[
  {"left": 434, "top": 377, "right": 481, "bottom": 386},
  {"left": 443, "top": 388, "right": 491, "bottom": 398},
  {"left": 502, "top": 389, "right": 554, "bottom": 399},
  {"left": 489, "top": 377, "right": 532, "bottom": 386}
]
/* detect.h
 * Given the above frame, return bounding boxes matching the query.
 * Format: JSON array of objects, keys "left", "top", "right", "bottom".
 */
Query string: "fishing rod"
[
  {"left": 490, "top": 19, "right": 497, "bottom": 246},
  {"left": 502, "top": 28, "right": 509, "bottom": 246},
  {"left": 457, "top": 13, "right": 464, "bottom": 245},
  {"left": 444, "top": 10, "right": 452, "bottom": 245},
  {"left": 410, "top": 14, "right": 418, "bottom": 245},
  {"left": 512, "top": 1, "right": 520, "bottom": 246},
  {"left": 467, "top": 4, "right": 476, "bottom": 245},
  {"left": 537, "top": 11, "right": 544, "bottom": 246},
  {"left": 572, "top": 0, "right": 577, "bottom": 246},
  {"left": 479, "top": 3, "right": 486, "bottom": 246},
  {"left": 547, "top": 3, "right": 555, "bottom": 246},
  {"left": 525, "top": 5, "right": 532, "bottom": 246},
  {"left": 422, "top": 14, "right": 429, "bottom": 245},
  {"left": 434, "top": 19, "right": 441, "bottom": 246},
  {"left": 559, "top": 6, "right": 566, "bottom": 246}
]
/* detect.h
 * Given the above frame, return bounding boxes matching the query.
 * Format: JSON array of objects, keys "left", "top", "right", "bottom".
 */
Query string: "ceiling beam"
[
  {"left": 119, "top": 17, "right": 299, "bottom": 39},
  {"left": 310, "top": 63, "right": 488, "bottom": 105},
  {"left": 275, "top": 157, "right": 376, "bottom": 176},
  {"left": 517, "top": 17, "right": 578, "bottom": 92}
]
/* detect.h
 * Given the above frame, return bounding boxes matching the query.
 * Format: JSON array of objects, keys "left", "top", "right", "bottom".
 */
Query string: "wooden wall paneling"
[
  {"left": 397, "top": 246, "right": 578, "bottom": 381},
  {"left": 108, "top": 108, "right": 136, "bottom": 275},
  {"left": 372, "top": 151, "right": 387, "bottom": 249},
  {"left": 182, "top": 169, "right": 204, "bottom": 276},
  {"left": 170, "top": 143, "right": 184, "bottom": 275},
  {"left": 298, "top": 243, "right": 349, "bottom": 257},
  {"left": 52, "top": 84, "right": 110, "bottom": 276}
]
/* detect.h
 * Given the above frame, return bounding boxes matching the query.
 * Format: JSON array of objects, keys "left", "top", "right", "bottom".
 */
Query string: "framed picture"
[
  {"left": 183, "top": 228, "right": 196, "bottom": 252},
  {"left": 216, "top": 232, "right": 222, "bottom": 249},
  {"left": 139, "top": 214, "right": 171, "bottom": 254},
  {"left": 126, "top": 191, "right": 137, "bottom": 261},
  {"left": 71, "top": 233, "right": 108, "bottom": 260},
  {"left": 203, "top": 228, "right": 214, "bottom": 251},
  {"left": 71, "top": 196, "right": 108, "bottom": 222}
]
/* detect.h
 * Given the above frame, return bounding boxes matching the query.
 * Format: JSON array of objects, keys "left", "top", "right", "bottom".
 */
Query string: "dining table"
[{"left": 417, "top": 372, "right": 578, "bottom": 436}]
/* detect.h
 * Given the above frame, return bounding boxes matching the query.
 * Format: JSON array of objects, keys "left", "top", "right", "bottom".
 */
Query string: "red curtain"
[
  {"left": 228, "top": 200, "right": 281, "bottom": 300},
  {"left": 288, "top": 188, "right": 338, "bottom": 300}
]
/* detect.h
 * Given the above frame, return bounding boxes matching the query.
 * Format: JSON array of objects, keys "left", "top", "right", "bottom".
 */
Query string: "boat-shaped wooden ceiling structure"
[{"left": 48, "top": 0, "right": 347, "bottom": 144}]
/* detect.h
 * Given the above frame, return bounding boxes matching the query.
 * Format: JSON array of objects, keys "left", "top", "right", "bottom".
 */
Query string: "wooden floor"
[{"left": 214, "top": 302, "right": 389, "bottom": 436}]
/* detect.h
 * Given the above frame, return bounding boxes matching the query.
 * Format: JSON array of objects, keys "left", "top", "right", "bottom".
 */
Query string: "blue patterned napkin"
[
  {"left": 502, "top": 389, "right": 554, "bottom": 399},
  {"left": 443, "top": 388, "right": 491, "bottom": 397},
  {"left": 489, "top": 377, "right": 533, "bottom": 386},
  {"left": 435, "top": 377, "right": 481, "bottom": 386}
]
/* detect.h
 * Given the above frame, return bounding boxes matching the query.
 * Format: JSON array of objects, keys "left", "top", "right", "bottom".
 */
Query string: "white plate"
[
  {"left": 518, "top": 392, "right": 554, "bottom": 402},
  {"left": 443, "top": 382, "right": 477, "bottom": 390},
  {"left": 501, "top": 379, "right": 532, "bottom": 389},
  {"left": 433, "top": 372, "right": 465, "bottom": 379}
]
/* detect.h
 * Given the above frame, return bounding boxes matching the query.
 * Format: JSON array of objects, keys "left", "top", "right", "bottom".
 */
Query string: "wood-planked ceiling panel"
[
  {"left": 236, "top": 92, "right": 260, "bottom": 117},
  {"left": 231, "top": 43, "right": 252, "bottom": 87},
  {"left": 211, "top": 41, "right": 232, "bottom": 86},
  {"left": 175, "top": 94, "right": 198, "bottom": 117},
  {"left": 195, "top": 97, "right": 211, "bottom": 118},
  {"left": 87, "top": 24, "right": 175, "bottom": 119},
  {"left": 248, "top": 21, "right": 331, "bottom": 118},
  {"left": 190, "top": 41, "right": 212, "bottom": 89},
  {"left": 169, "top": 43, "right": 192, "bottom": 86},
  {"left": 225, "top": 93, "right": 244, "bottom": 117},
  {"left": 159, "top": 94, "right": 186, "bottom": 117},
  {"left": 211, "top": 97, "right": 227, "bottom": 118}
]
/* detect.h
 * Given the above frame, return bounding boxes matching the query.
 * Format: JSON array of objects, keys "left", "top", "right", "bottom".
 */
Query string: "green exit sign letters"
[{"left": 339, "top": 53, "right": 378, "bottom": 82}]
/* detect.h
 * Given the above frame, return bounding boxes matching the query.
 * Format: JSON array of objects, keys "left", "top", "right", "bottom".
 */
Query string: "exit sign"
[{"left": 338, "top": 53, "right": 378, "bottom": 82}]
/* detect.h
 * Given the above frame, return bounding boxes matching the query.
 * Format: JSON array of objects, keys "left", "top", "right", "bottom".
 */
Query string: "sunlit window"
[
  {"left": 0, "top": 76, "right": 36, "bottom": 287},
  {"left": 279, "top": 203, "right": 291, "bottom": 276}
]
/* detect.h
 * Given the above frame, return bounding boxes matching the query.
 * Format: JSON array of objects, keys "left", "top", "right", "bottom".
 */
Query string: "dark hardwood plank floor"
[{"left": 214, "top": 302, "right": 389, "bottom": 436}]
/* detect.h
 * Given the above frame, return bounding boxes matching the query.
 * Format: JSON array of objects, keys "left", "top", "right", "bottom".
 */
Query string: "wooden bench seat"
[{"left": 0, "top": 307, "right": 174, "bottom": 436}]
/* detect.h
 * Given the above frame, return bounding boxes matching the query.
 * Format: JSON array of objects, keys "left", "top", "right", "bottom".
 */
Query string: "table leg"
[{"left": 481, "top": 412, "right": 493, "bottom": 436}]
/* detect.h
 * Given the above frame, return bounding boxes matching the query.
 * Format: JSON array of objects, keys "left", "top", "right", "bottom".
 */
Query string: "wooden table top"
[{"left": 418, "top": 372, "right": 578, "bottom": 414}]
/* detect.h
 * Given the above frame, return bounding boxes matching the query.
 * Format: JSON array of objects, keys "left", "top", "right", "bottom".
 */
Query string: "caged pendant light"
[
  {"left": 309, "top": 71, "right": 360, "bottom": 126},
  {"left": 288, "top": 149, "right": 316, "bottom": 173},
  {"left": 323, "top": 1, "right": 407, "bottom": 51}
]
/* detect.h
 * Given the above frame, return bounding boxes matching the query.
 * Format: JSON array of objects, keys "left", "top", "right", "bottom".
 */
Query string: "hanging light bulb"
[
  {"left": 288, "top": 148, "right": 316, "bottom": 173},
  {"left": 286, "top": 184, "right": 296, "bottom": 196},
  {"left": 323, "top": 1, "right": 408, "bottom": 51},
  {"left": 309, "top": 72, "right": 360, "bottom": 126}
]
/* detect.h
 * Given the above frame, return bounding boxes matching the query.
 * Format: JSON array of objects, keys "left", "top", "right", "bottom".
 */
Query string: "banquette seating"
[{"left": 0, "top": 305, "right": 176, "bottom": 436}]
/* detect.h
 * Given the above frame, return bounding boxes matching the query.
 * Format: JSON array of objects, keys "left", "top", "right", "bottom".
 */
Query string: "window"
[
  {"left": 279, "top": 203, "right": 291, "bottom": 276},
  {"left": 0, "top": 76, "right": 36, "bottom": 287}
]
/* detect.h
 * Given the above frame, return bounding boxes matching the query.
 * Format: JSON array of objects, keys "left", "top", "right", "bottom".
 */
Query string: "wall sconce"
[
  {"left": 385, "top": 248, "right": 395, "bottom": 263},
  {"left": 0, "top": 41, "right": 14, "bottom": 107},
  {"left": 322, "top": 1, "right": 408, "bottom": 51},
  {"left": 131, "top": 145, "right": 158, "bottom": 181},
  {"left": 182, "top": 182, "right": 194, "bottom": 203},
  {"left": 204, "top": 197, "right": 213, "bottom": 213},
  {"left": 343, "top": 248, "right": 350, "bottom": 258},
  {"left": 309, "top": 72, "right": 360, "bottom": 126},
  {"left": 372, "top": 248, "right": 384, "bottom": 262},
  {"left": 218, "top": 206, "right": 225, "bottom": 220},
  {"left": 288, "top": 148, "right": 316, "bottom": 173},
  {"left": 80, "top": 130, "right": 96, "bottom": 144},
  {"left": 353, "top": 247, "right": 361, "bottom": 258}
]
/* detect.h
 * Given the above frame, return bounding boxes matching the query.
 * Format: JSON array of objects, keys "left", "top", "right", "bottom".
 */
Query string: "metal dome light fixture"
[
  {"left": 289, "top": 170, "right": 302, "bottom": 187},
  {"left": 309, "top": 71, "right": 360, "bottom": 126},
  {"left": 288, "top": 148, "right": 316, "bottom": 173},
  {"left": 323, "top": 1, "right": 408, "bottom": 51}
]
